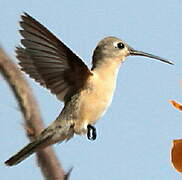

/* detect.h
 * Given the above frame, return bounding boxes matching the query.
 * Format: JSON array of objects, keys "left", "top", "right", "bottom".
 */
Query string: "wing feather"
[{"left": 17, "top": 13, "right": 92, "bottom": 101}]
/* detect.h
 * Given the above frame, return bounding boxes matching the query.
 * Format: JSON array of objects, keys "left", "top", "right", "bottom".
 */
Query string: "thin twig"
[{"left": 0, "top": 47, "right": 68, "bottom": 180}]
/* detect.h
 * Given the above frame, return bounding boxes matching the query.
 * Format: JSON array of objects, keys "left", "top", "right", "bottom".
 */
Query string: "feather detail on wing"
[{"left": 17, "top": 13, "right": 92, "bottom": 101}]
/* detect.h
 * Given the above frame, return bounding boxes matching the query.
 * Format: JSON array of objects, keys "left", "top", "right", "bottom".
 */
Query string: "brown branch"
[{"left": 0, "top": 47, "right": 69, "bottom": 180}]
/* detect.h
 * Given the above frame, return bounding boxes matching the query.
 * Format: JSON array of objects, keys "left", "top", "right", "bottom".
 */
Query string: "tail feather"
[
  {"left": 5, "top": 137, "right": 49, "bottom": 166},
  {"left": 5, "top": 121, "right": 75, "bottom": 166}
]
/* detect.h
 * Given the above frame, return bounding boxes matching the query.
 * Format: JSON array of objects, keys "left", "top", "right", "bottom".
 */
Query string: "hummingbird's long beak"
[{"left": 129, "top": 48, "right": 174, "bottom": 65}]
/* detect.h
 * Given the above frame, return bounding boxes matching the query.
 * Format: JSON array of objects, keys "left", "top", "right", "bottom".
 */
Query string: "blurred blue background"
[{"left": 1, "top": 0, "right": 182, "bottom": 179}]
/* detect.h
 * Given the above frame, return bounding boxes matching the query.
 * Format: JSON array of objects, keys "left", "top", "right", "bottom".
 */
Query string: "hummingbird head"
[{"left": 92, "top": 36, "right": 173, "bottom": 69}]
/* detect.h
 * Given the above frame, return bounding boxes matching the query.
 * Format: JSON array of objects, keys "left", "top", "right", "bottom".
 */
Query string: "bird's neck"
[{"left": 91, "top": 57, "right": 122, "bottom": 80}]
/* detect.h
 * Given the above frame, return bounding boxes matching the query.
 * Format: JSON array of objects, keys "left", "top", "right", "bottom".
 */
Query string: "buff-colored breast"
[{"left": 74, "top": 58, "right": 121, "bottom": 134}]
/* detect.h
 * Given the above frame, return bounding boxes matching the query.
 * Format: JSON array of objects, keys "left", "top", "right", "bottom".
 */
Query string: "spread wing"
[{"left": 17, "top": 13, "right": 92, "bottom": 101}]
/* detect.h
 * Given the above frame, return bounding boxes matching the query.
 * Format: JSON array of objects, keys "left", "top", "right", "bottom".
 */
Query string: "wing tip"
[
  {"left": 21, "top": 12, "right": 31, "bottom": 19},
  {"left": 20, "top": 12, "right": 36, "bottom": 25}
]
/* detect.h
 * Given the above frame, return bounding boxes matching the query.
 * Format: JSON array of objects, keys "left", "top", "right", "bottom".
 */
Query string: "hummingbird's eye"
[{"left": 117, "top": 42, "right": 125, "bottom": 49}]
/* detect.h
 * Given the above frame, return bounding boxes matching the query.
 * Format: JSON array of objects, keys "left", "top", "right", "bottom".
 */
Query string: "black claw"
[{"left": 87, "top": 124, "right": 97, "bottom": 141}]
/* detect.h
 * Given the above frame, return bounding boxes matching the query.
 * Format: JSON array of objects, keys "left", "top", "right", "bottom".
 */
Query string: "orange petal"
[
  {"left": 171, "top": 139, "right": 182, "bottom": 173},
  {"left": 169, "top": 100, "right": 182, "bottom": 111}
]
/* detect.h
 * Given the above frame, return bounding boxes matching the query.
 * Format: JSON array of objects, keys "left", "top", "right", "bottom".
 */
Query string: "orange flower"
[
  {"left": 170, "top": 100, "right": 182, "bottom": 173},
  {"left": 171, "top": 139, "right": 182, "bottom": 173},
  {"left": 169, "top": 100, "right": 182, "bottom": 111}
]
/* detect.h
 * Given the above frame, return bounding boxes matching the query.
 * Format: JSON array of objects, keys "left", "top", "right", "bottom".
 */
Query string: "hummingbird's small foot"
[{"left": 87, "top": 124, "right": 97, "bottom": 141}]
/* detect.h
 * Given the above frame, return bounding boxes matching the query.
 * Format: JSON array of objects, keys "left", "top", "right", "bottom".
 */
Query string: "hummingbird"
[{"left": 5, "top": 13, "right": 173, "bottom": 166}]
